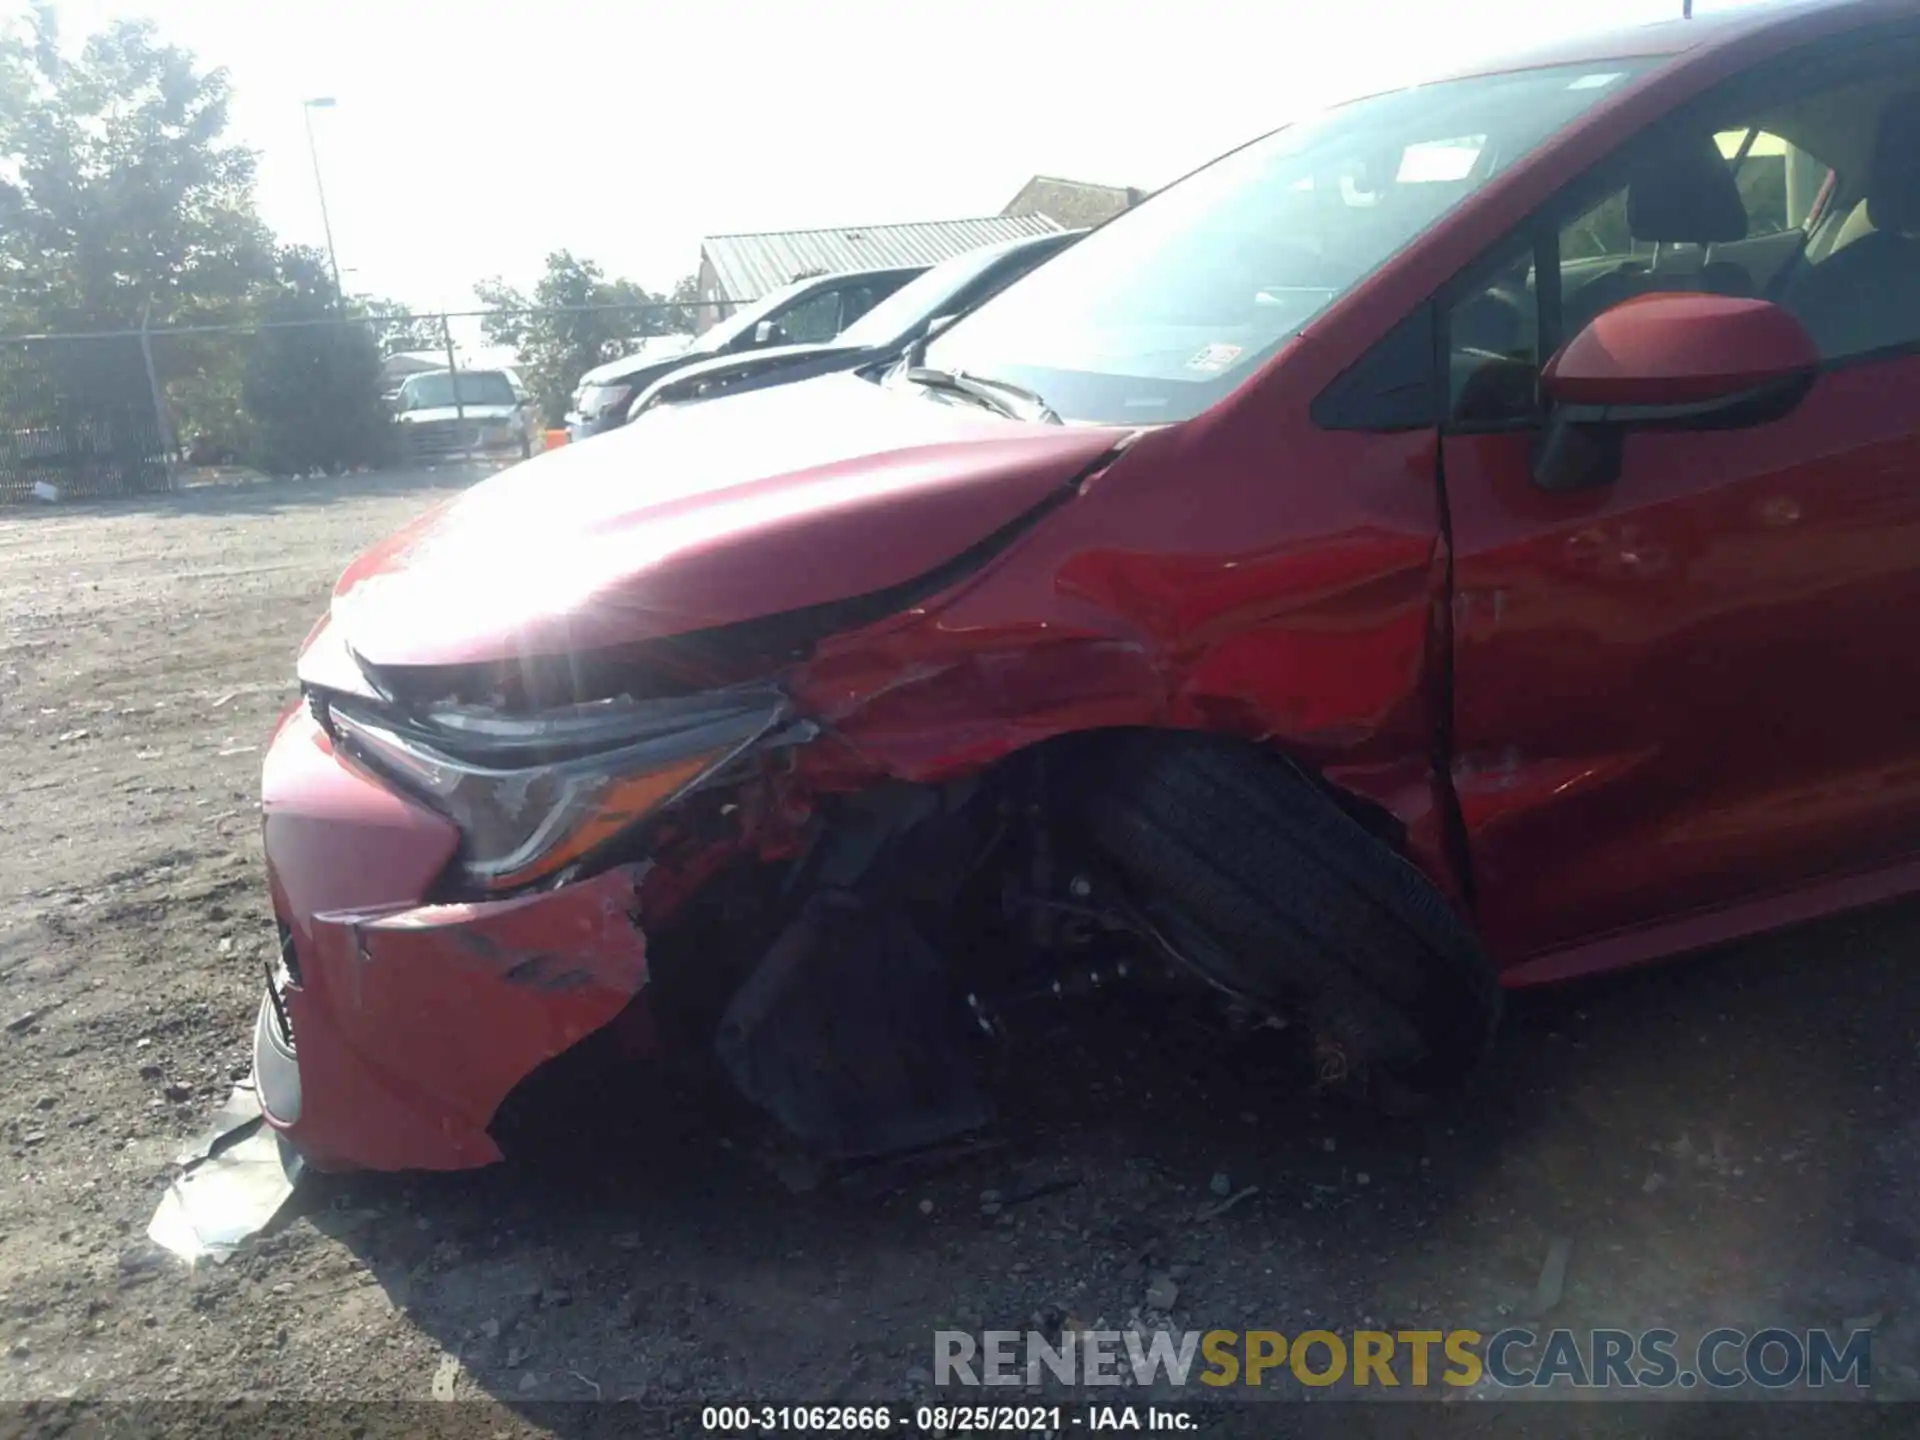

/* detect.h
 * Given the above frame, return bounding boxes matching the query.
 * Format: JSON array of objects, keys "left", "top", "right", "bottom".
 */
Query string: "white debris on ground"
[{"left": 146, "top": 1078, "right": 303, "bottom": 1264}]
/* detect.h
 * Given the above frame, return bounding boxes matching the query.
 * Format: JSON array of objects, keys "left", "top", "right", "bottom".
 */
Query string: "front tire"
[{"left": 1084, "top": 733, "right": 1499, "bottom": 1108}]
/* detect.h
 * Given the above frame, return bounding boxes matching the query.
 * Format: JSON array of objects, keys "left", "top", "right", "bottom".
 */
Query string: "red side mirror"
[
  {"left": 1533, "top": 294, "right": 1819, "bottom": 493},
  {"left": 1542, "top": 293, "right": 1817, "bottom": 410}
]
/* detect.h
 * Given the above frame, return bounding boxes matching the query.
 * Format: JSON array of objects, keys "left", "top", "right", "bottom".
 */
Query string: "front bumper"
[{"left": 254, "top": 707, "right": 650, "bottom": 1171}]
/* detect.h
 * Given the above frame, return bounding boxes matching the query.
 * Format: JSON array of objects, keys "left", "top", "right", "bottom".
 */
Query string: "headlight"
[{"left": 325, "top": 685, "right": 788, "bottom": 890}]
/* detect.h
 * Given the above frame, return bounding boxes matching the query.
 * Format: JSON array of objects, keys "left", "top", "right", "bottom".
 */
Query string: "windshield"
[
  {"left": 921, "top": 61, "right": 1649, "bottom": 425},
  {"left": 836, "top": 247, "right": 1013, "bottom": 350},
  {"left": 399, "top": 371, "right": 518, "bottom": 409},
  {"left": 694, "top": 278, "right": 818, "bottom": 353}
]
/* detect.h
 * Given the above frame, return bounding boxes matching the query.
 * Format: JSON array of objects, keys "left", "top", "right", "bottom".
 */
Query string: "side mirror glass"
[{"left": 1534, "top": 294, "right": 1817, "bottom": 492}]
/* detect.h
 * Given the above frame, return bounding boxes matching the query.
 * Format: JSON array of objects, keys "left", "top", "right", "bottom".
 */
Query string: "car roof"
[
  {"left": 791, "top": 263, "right": 925, "bottom": 291},
  {"left": 579, "top": 265, "right": 930, "bottom": 388},
  {"left": 401, "top": 368, "right": 511, "bottom": 384},
  {"left": 973, "top": 228, "right": 1089, "bottom": 257},
  {"left": 1432, "top": 0, "right": 1896, "bottom": 83},
  {"left": 641, "top": 237, "right": 1088, "bottom": 392}
]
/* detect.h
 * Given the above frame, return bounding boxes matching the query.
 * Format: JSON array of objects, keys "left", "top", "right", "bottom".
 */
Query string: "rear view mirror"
[
  {"left": 1534, "top": 294, "right": 1818, "bottom": 492},
  {"left": 753, "top": 320, "right": 776, "bottom": 345}
]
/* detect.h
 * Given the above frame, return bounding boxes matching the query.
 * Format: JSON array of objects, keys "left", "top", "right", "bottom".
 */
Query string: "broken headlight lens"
[{"left": 326, "top": 686, "right": 788, "bottom": 890}]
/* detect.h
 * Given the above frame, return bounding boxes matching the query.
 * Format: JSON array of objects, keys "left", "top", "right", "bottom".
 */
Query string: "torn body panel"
[
  {"left": 786, "top": 412, "right": 1461, "bottom": 895},
  {"left": 258, "top": 373, "right": 1462, "bottom": 1173},
  {"left": 261, "top": 868, "right": 649, "bottom": 1172},
  {"left": 256, "top": 708, "right": 650, "bottom": 1172}
]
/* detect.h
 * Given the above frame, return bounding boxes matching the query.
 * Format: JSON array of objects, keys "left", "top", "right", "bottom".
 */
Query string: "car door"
[{"left": 1437, "top": 33, "right": 1920, "bottom": 968}]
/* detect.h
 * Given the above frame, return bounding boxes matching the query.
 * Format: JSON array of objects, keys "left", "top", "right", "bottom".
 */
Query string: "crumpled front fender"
[{"left": 262, "top": 865, "right": 650, "bottom": 1172}]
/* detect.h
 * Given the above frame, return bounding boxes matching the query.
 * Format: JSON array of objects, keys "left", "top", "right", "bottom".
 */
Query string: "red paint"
[
  {"left": 1446, "top": 350, "right": 1920, "bottom": 959},
  {"left": 270, "top": 866, "right": 649, "bottom": 1171},
  {"left": 1543, "top": 294, "right": 1820, "bottom": 407},
  {"left": 331, "top": 376, "right": 1122, "bottom": 669},
  {"left": 259, "top": 708, "right": 649, "bottom": 1171},
  {"left": 258, "top": 0, "right": 1920, "bottom": 1171}
]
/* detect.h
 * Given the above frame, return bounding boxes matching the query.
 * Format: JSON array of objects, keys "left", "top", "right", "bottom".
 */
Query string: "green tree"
[
  {"left": 665, "top": 272, "right": 701, "bottom": 332},
  {"left": 239, "top": 247, "right": 393, "bottom": 475},
  {"left": 357, "top": 296, "right": 444, "bottom": 356},
  {"left": 1, "top": 3, "right": 280, "bottom": 477},
  {"left": 475, "top": 252, "right": 692, "bottom": 426},
  {"left": 0, "top": 4, "right": 272, "bottom": 333}
]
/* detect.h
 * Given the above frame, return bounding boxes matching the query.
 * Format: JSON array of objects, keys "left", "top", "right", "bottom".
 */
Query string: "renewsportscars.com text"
[{"left": 933, "top": 1326, "right": 1872, "bottom": 1391}]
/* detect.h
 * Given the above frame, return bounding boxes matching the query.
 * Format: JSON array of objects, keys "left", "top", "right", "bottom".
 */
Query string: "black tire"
[{"left": 1083, "top": 733, "right": 1500, "bottom": 1106}]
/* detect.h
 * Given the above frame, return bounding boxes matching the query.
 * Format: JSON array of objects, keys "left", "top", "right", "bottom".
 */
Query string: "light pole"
[{"left": 301, "top": 97, "right": 344, "bottom": 302}]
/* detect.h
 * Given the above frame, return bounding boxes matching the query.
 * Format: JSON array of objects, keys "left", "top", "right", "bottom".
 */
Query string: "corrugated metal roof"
[{"left": 701, "top": 215, "right": 1063, "bottom": 302}]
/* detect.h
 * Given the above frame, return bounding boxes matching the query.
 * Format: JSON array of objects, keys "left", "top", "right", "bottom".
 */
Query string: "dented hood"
[{"left": 334, "top": 374, "right": 1124, "bottom": 669}]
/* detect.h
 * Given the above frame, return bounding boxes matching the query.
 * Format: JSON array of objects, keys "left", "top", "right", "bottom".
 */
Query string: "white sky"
[{"left": 30, "top": 0, "right": 1766, "bottom": 310}]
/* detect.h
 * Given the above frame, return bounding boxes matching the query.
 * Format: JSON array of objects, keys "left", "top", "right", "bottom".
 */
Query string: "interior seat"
[
  {"left": 1782, "top": 92, "right": 1920, "bottom": 359},
  {"left": 1561, "top": 136, "right": 1754, "bottom": 337}
]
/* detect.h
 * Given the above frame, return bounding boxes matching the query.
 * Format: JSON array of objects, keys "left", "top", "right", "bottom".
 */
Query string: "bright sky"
[{"left": 33, "top": 0, "right": 1768, "bottom": 310}]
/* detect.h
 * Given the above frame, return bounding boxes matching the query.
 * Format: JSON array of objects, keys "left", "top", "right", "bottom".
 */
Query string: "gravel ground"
[{"left": 2, "top": 465, "right": 1919, "bottom": 1429}]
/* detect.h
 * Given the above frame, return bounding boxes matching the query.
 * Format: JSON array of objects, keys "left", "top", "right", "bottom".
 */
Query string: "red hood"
[{"left": 333, "top": 375, "right": 1125, "bottom": 669}]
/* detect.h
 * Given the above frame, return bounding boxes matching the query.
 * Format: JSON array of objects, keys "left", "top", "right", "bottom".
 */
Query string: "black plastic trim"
[{"left": 1310, "top": 306, "right": 1441, "bottom": 433}]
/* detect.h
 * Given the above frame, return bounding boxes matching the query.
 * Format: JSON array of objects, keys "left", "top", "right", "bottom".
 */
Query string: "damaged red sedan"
[{"left": 256, "top": 0, "right": 1920, "bottom": 1171}]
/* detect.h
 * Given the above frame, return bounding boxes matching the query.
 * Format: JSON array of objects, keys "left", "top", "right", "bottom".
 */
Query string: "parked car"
[
  {"left": 626, "top": 230, "right": 1084, "bottom": 422},
  {"left": 393, "top": 369, "right": 537, "bottom": 460},
  {"left": 565, "top": 265, "right": 925, "bottom": 440},
  {"left": 254, "top": 0, "right": 1920, "bottom": 1173}
]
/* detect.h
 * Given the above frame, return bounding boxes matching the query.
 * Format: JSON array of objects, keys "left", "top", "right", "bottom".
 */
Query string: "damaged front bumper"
[{"left": 255, "top": 706, "right": 651, "bottom": 1172}]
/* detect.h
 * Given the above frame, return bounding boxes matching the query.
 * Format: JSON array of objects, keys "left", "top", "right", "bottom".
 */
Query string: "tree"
[
  {"left": 2, "top": 4, "right": 278, "bottom": 479},
  {"left": 0, "top": 4, "right": 273, "bottom": 334},
  {"left": 474, "top": 252, "right": 693, "bottom": 426},
  {"left": 357, "top": 296, "right": 444, "bottom": 356},
  {"left": 238, "top": 247, "right": 393, "bottom": 475},
  {"left": 665, "top": 273, "right": 702, "bottom": 333}
]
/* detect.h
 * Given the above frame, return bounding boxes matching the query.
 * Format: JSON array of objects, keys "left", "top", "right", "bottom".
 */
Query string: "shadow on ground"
[{"left": 252, "top": 897, "right": 1920, "bottom": 1425}]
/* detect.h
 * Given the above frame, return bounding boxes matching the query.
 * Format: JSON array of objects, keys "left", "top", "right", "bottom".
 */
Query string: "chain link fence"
[
  {"left": 0, "top": 298, "right": 746, "bottom": 503},
  {"left": 0, "top": 331, "right": 170, "bottom": 501}
]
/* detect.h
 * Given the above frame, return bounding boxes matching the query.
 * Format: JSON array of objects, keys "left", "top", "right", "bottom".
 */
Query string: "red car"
[{"left": 255, "top": 0, "right": 1920, "bottom": 1171}]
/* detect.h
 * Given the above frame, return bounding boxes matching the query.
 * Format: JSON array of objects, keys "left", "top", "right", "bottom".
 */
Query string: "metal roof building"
[{"left": 695, "top": 215, "right": 1064, "bottom": 312}]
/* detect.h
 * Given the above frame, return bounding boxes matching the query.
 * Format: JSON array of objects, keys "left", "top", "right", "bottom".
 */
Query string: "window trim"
[{"left": 1309, "top": 304, "right": 1441, "bottom": 432}]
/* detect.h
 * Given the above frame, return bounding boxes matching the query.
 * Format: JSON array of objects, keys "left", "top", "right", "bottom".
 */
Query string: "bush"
[{"left": 237, "top": 250, "right": 396, "bottom": 474}]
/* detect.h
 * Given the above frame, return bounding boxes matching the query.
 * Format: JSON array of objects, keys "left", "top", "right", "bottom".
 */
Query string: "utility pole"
[
  {"left": 301, "top": 98, "right": 345, "bottom": 304},
  {"left": 138, "top": 304, "right": 177, "bottom": 491},
  {"left": 440, "top": 313, "right": 466, "bottom": 426}
]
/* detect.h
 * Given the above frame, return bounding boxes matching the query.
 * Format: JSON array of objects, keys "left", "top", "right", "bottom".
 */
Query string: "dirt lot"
[{"left": 3, "top": 465, "right": 1920, "bottom": 1429}]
